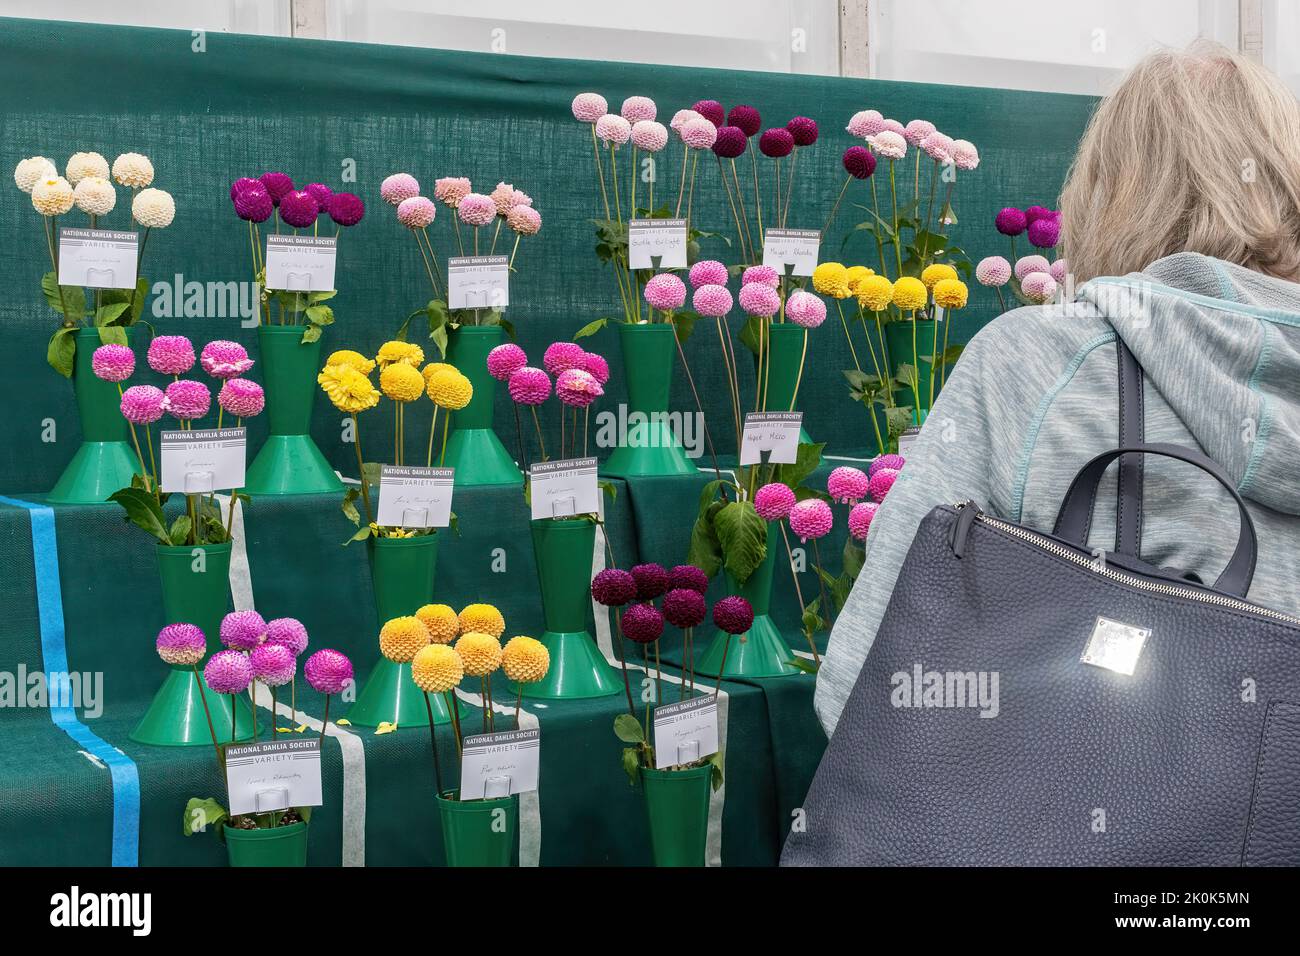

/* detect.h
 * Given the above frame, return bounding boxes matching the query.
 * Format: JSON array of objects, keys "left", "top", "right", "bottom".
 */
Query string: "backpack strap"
[{"left": 1115, "top": 337, "right": 1144, "bottom": 556}]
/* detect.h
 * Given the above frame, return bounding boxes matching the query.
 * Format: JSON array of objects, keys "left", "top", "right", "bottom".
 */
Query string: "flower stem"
[
  {"left": 352, "top": 414, "right": 373, "bottom": 525},
  {"left": 423, "top": 692, "right": 445, "bottom": 797},
  {"left": 192, "top": 665, "right": 222, "bottom": 765}
]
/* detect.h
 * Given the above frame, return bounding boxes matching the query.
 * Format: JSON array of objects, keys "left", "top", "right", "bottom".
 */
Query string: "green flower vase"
[
  {"left": 224, "top": 821, "right": 308, "bottom": 867},
  {"left": 641, "top": 764, "right": 713, "bottom": 867},
  {"left": 760, "top": 322, "right": 814, "bottom": 445},
  {"left": 519, "top": 518, "right": 621, "bottom": 699},
  {"left": 48, "top": 328, "right": 140, "bottom": 504},
  {"left": 885, "top": 318, "right": 945, "bottom": 425},
  {"left": 133, "top": 541, "right": 252, "bottom": 745},
  {"left": 696, "top": 520, "right": 798, "bottom": 678},
  {"left": 443, "top": 325, "right": 524, "bottom": 487},
  {"left": 243, "top": 325, "right": 343, "bottom": 495},
  {"left": 437, "top": 792, "right": 517, "bottom": 867},
  {"left": 600, "top": 322, "right": 697, "bottom": 478}
]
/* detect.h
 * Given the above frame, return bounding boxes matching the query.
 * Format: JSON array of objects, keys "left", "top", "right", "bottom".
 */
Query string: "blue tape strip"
[{"left": 0, "top": 496, "right": 141, "bottom": 866}]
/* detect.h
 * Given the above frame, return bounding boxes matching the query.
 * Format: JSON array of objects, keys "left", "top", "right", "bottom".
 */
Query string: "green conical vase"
[
  {"left": 696, "top": 520, "right": 798, "bottom": 678},
  {"left": 885, "top": 319, "right": 942, "bottom": 425},
  {"left": 641, "top": 764, "right": 712, "bottom": 866},
  {"left": 601, "top": 323, "right": 697, "bottom": 478},
  {"left": 437, "top": 793, "right": 517, "bottom": 867},
  {"left": 443, "top": 325, "right": 523, "bottom": 487},
  {"left": 518, "top": 518, "right": 620, "bottom": 699},
  {"left": 244, "top": 325, "right": 343, "bottom": 495},
  {"left": 224, "top": 821, "right": 308, "bottom": 867},
  {"left": 762, "top": 322, "right": 814, "bottom": 445},
  {"left": 48, "top": 328, "right": 140, "bottom": 504},
  {"left": 350, "top": 534, "right": 460, "bottom": 727},
  {"left": 134, "top": 541, "right": 252, "bottom": 745}
]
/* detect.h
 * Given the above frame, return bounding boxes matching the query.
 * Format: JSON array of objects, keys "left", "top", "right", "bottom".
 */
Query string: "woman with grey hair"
[{"left": 815, "top": 41, "right": 1300, "bottom": 737}]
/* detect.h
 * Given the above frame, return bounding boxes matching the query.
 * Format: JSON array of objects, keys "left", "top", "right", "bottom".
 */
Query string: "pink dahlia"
[
  {"left": 543, "top": 341, "right": 586, "bottom": 376},
  {"left": 581, "top": 351, "right": 610, "bottom": 385},
  {"left": 688, "top": 259, "right": 728, "bottom": 288},
  {"left": 234, "top": 185, "right": 273, "bottom": 223},
  {"left": 848, "top": 501, "right": 879, "bottom": 541},
  {"left": 327, "top": 192, "right": 365, "bottom": 227},
  {"left": 663, "top": 588, "right": 707, "bottom": 629},
  {"left": 644, "top": 272, "right": 687, "bottom": 312},
  {"left": 259, "top": 172, "right": 294, "bottom": 205},
  {"left": 621, "top": 602, "right": 665, "bottom": 644},
  {"left": 200, "top": 340, "right": 253, "bottom": 379},
  {"left": 264, "top": 617, "right": 309, "bottom": 656},
  {"left": 434, "top": 176, "right": 471, "bottom": 208},
  {"left": 679, "top": 117, "right": 717, "bottom": 150},
  {"left": 668, "top": 564, "right": 710, "bottom": 594},
  {"left": 91, "top": 343, "right": 135, "bottom": 382},
  {"left": 620, "top": 96, "right": 657, "bottom": 123},
  {"left": 869, "top": 453, "right": 904, "bottom": 475},
  {"left": 487, "top": 343, "right": 528, "bottom": 382},
  {"left": 920, "top": 131, "right": 954, "bottom": 163},
  {"left": 692, "top": 284, "right": 733, "bottom": 318},
  {"left": 507, "top": 204, "right": 542, "bottom": 236},
  {"left": 121, "top": 384, "right": 165, "bottom": 424},
  {"left": 951, "top": 139, "right": 979, "bottom": 170},
  {"left": 1014, "top": 255, "right": 1051, "bottom": 280},
  {"left": 595, "top": 114, "right": 632, "bottom": 146},
  {"left": 847, "top": 109, "right": 885, "bottom": 138},
  {"left": 250, "top": 643, "right": 296, "bottom": 688},
  {"left": 204, "top": 650, "right": 252, "bottom": 694},
  {"left": 380, "top": 173, "right": 420, "bottom": 206},
  {"left": 631, "top": 562, "right": 669, "bottom": 600},
  {"left": 758, "top": 127, "right": 794, "bottom": 158},
  {"left": 457, "top": 193, "right": 496, "bottom": 227},
  {"left": 230, "top": 177, "right": 260, "bottom": 200},
  {"left": 163, "top": 380, "right": 210, "bottom": 421},
  {"left": 508, "top": 366, "right": 551, "bottom": 405},
  {"left": 754, "top": 482, "right": 796, "bottom": 521},
  {"left": 786, "top": 116, "right": 818, "bottom": 146},
  {"left": 712, "top": 596, "right": 754, "bottom": 635},
  {"left": 742, "top": 264, "right": 779, "bottom": 288},
  {"left": 304, "top": 182, "right": 333, "bottom": 205},
  {"left": 738, "top": 282, "right": 780, "bottom": 318},
  {"left": 156, "top": 623, "right": 207, "bottom": 666},
  {"left": 869, "top": 467, "right": 899, "bottom": 502},
  {"left": 903, "top": 119, "right": 936, "bottom": 146},
  {"left": 712, "top": 126, "right": 747, "bottom": 159},
  {"left": 670, "top": 109, "right": 702, "bottom": 131},
  {"left": 397, "top": 196, "right": 436, "bottom": 229},
  {"left": 218, "top": 378, "right": 265, "bottom": 419},
  {"left": 591, "top": 567, "right": 637, "bottom": 607},
  {"left": 872, "top": 131, "right": 907, "bottom": 160},
  {"left": 691, "top": 99, "right": 725, "bottom": 126},
  {"left": 843, "top": 146, "right": 876, "bottom": 179},
  {"left": 278, "top": 190, "right": 319, "bottom": 229},
  {"left": 220, "top": 609, "right": 266, "bottom": 651},
  {"left": 975, "top": 256, "right": 1012, "bottom": 287},
  {"left": 786, "top": 290, "right": 827, "bottom": 328},
  {"left": 1050, "top": 259, "right": 1069, "bottom": 283},
  {"left": 631, "top": 120, "right": 668, "bottom": 152},
  {"left": 1021, "top": 272, "right": 1058, "bottom": 304},
  {"left": 995, "top": 207, "right": 1027, "bottom": 237},
  {"left": 881, "top": 118, "right": 906, "bottom": 134},
  {"left": 727, "top": 104, "right": 762, "bottom": 137},
  {"left": 789, "top": 499, "right": 833, "bottom": 542},
  {"left": 556, "top": 368, "right": 603, "bottom": 407},
  {"left": 827, "top": 466, "right": 870, "bottom": 504},
  {"left": 571, "top": 92, "right": 608, "bottom": 123},
  {"left": 147, "top": 335, "right": 195, "bottom": 375},
  {"left": 304, "top": 648, "right": 354, "bottom": 695},
  {"left": 1027, "top": 217, "right": 1060, "bottom": 249},
  {"left": 490, "top": 182, "right": 520, "bottom": 216}
]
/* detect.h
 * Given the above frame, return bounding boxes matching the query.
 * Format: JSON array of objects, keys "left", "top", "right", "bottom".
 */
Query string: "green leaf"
[
  {"left": 842, "top": 539, "right": 865, "bottom": 581},
  {"left": 343, "top": 524, "right": 373, "bottom": 547},
  {"left": 341, "top": 487, "right": 361, "bottom": 526},
  {"left": 96, "top": 326, "right": 128, "bottom": 346},
  {"left": 46, "top": 327, "right": 77, "bottom": 378},
  {"left": 708, "top": 750, "right": 725, "bottom": 791},
  {"left": 300, "top": 324, "right": 322, "bottom": 344},
  {"left": 574, "top": 317, "right": 608, "bottom": 340},
  {"left": 621, "top": 746, "right": 642, "bottom": 787},
  {"left": 737, "top": 314, "right": 763, "bottom": 356},
  {"left": 613, "top": 713, "right": 645, "bottom": 744},
  {"left": 802, "top": 600, "right": 827, "bottom": 635},
  {"left": 686, "top": 499, "right": 724, "bottom": 579},
  {"left": 670, "top": 310, "right": 699, "bottom": 344},
  {"left": 885, "top": 405, "right": 915, "bottom": 440},
  {"left": 429, "top": 321, "right": 448, "bottom": 360},
  {"left": 309, "top": 290, "right": 337, "bottom": 303},
  {"left": 41, "top": 272, "right": 86, "bottom": 320},
  {"left": 182, "top": 797, "right": 228, "bottom": 836},
  {"left": 94, "top": 301, "right": 131, "bottom": 327},
  {"left": 714, "top": 500, "right": 767, "bottom": 585},
  {"left": 109, "top": 487, "right": 171, "bottom": 545},
  {"left": 598, "top": 479, "right": 618, "bottom": 501},
  {"left": 296, "top": 805, "right": 314, "bottom": 823},
  {"left": 304, "top": 304, "right": 335, "bottom": 327},
  {"left": 787, "top": 656, "right": 819, "bottom": 674},
  {"left": 776, "top": 442, "right": 826, "bottom": 491},
  {"left": 168, "top": 515, "right": 192, "bottom": 546}
]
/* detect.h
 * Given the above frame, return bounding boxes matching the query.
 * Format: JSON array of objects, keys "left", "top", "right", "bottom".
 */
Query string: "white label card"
[
  {"left": 739, "top": 412, "right": 802, "bottom": 466},
  {"left": 529, "top": 457, "right": 599, "bottom": 520},
  {"left": 897, "top": 426, "right": 921, "bottom": 458},
  {"left": 58, "top": 228, "right": 138, "bottom": 290},
  {"left": 376, "top": 465, "right": 454, "bottom": 528},
  {"left": 460, "top": 729, "right": 540, "bottom": 799},
  {"left": 447, "top": 255, "right": 510, "bottom": 310},
  {"left": 627, "top": 218, "right": 688, "bottom": 270},
  {"left": 224, "top": 739, "right": 323, "bottom": 816},
  {"left": 160, "top": 428, "right": 246, "bottom": 493},
  {"left": 264, "top": 235, "right": 337, "bottom": 292},
  {"left": 653, "top": 696, "right": 719, "bottom": 768},
  {"left": 761, "top": 227, "right": 820, "bottom": 277}
]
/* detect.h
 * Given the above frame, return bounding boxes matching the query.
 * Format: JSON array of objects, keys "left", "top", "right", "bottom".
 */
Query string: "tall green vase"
[
  {"left": 884, "top": 319, "right": 942, "bottom": 425},
  {"left": 133, "top": 541, "right": 252, "bottom": 745},
  {"left": 350, "top": 534, "right": 459, "bottom": 727},
  {"left": 243, "top": 325, "right": 342, "bottom": 495},
  {"left": 443, "top": 325, "right": 523, "bottom": 486},
  {"left": 437, "top": 793, "right": 517, "bottom": 867},
  {"left": 641, "top": 764, "right": 712, "bottom": 867},
  {"left": 695, "top": 520, "right": 798, "bottom": 678},
  {"left": 761, "top": 323, "right": 814, "bottom": 446},
  {"left": 48, "top": 328, "right": 139, "bottom": 504},
  {"left": 601, "top": 323, "right": 697, "bottom": 478},
  {"left": 224, "top": 821, "right": 308, "bottom": 867},
  {"left": 519, "top": 518, "right": 621, "bottom": 699}
]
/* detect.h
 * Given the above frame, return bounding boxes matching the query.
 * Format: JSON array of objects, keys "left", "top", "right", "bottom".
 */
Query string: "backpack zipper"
[{"left": 952, "top": 501, "right": 1300, "bottom": 627}]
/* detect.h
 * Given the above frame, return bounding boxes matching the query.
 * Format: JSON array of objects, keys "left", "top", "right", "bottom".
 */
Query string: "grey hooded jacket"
[{"left": 815, "top": 252, "right": 1300, "bottom": 737}]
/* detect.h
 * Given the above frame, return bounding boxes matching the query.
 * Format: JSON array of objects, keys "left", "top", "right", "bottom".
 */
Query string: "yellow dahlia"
[
  {"left": 411, "top": 644, "right": 464, "bottom": 694},
  {"left": 132, "top": 187, "right": 175, "bottom": 228},
  {"left": 318, "top": 363, "right": 380, "bottom": 414},
  {"left": 327, "top": 349, "right": 376, "bottom": 375},
  {"left": 501, "top": 636, "right": 550, "bottom": 684},
  {"left": 31, "top": 176, "right": 74, "bottom": 216},
  {"left": 73, "top": 176, "right": 116, "bottom": 217},
  {"left": 811, "top": 262, "right": 851, "bottom": 299},
  {"left": 892, "top": 276, "right": 928, "bottom": 311},
  {"left": 845, "top": 265, "right": 873, "bottom": 291},
  {"left": 455, "top": 632, "right": 502, "bottom": 677},
  {"left": 856, "top": 274, "right": 894, "bottom": 312},
  {"left": 416, "top": 603, "right": 460, "bottom": 644},
  {"left": 14, "top": 156, "right": 57, "bottom": 193},
  {"left": 380, "top": 362, "right": 425, "bottom": 402},
  {"left": 379, "top": 615, "right": 431, "bottom": 663},
  {"left": 65, "top": 151, "right": 109, "bottom": 185},
  {"left": 110, "top": 152, "right": 154, "bottom": 188},
  {"left": 376, "top": 340, "right": 424, "bottom": 369},
  {"left": 920, "top": 263, "right": 958, "bottom": 289},
  {"left": 427, "top": 368, "right": 473, "bottom": 410},
  {"left": 458, "top": 603, "right": 505, "bottom": 638},
  {"left": 933, "top": 277, "right": 969, "bottom": 310},
  {"left": 422, "top": 362, "right": 455, "bottom": 382}
]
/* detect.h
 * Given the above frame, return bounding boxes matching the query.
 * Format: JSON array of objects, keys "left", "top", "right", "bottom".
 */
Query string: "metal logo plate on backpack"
[{"left": 1081, "top": 616, "right": 1150, "bottom": 676}]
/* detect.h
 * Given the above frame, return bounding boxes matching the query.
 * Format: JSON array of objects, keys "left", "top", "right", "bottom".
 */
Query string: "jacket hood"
[{"left": 1077, "top": 252, "right": 1300, "bottom": 515}]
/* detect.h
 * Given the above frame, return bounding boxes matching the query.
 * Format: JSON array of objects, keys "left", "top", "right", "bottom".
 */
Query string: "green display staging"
[
  {"left": 885, "top": 319, "right": 945, "bottom": 425},
  {"left": 47, "top": 328, "right": 139, "bottom": 505},
  {"left": 696, "top": 520, "right": 799, "bottom": 678},
  {"left": 223, "top": 821, "right": 309, "bottom": 867},
  {"left": 350, "top": 533, "right": 461, "bottom": 727},
  {"left": 761, "top": 323, "right": 815, "bottom": 446},
  {"left": 520, "top": 517, "right": 621, "bottom": 699},
  {"left": 243, "top": 326, "right": 343, "bottom": 496},
  {"left": 443, "top": 325, "right": 524, "bottom": 487},
  {"left": 641, "top": 764, "right": 712, "bottom": 867},
  {"left": 601, "top": 323, "right": 697, "bottom": 478},
  {"left": 437, "top": 792, "right": 517, "bottom": 867},
  {"left": 135, "top": 541, "right": 252, "bottom": 745}
]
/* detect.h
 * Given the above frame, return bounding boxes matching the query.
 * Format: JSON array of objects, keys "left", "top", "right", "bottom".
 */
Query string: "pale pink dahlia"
[
  {"left": 975, "top": 256, "right": 1012, "bottom": 287},
  {"left": 163, "top": 380, "right": 210, "bottom": 421},
  {"left": 507, "top": 204, "right": 541, "bottom": 235},
  {"left": 903, "top": 119, "right": 936, "bottom": 146},
  {"left": 457, "top": 193, "right": 496, "bottom": 227},
  {"left": 786, "top": 290, "right": 827, "bottom": 329},
  {"left": 571, "top": 92, "right": 608, "bottom": 123},
  {"left": 848, "top": 501, "right": 878, "bottom": 540},
  {"left": 156, "top": 623, "right": 207, "bottom": 666},
  {"left": 556, "top": 368, "right": 603, "bottom": 407},
  {"left": 543, "top": 341, "right": 586, "bottom": 376},
  {"left": 679, "top": 117, "right": 717, "bottom": 150},
  {"left": 741, "top": 264, "right": 779, "bottom": 288},
  {"left": 490, "top": 182, "right": 520, "bottom": 216},
  {"left": 738, "top": 282, "right": 780, "bottom": 318},
  {"left": 871, "top": 131, "right": 907, "bottom": 160},
  {"left": 689, "top": 259, "right": 728, "bottom": 288},
  {"left": 846, "top": 109, "right": 885, "bottom": 138},
  {"left": 950, "top": 139, "right": 980, "bottom": 171},
  {"left": 692, "top": 284, "right": 733, "bottom": 318},
  {"left": 1014, "top": 255, "right": 1051, "bottom": 280},
  {"left": 881, "top": 118, "right": 906, "bottom": 134},
  {"left": 380, "top": 173, "right": 420, "bottom": 206},
  {"left": 397, "top": 196, "right": 436, "bottom": 228},
  {"left": 754, "top": 482, "right": 796, "bottom": 521},
  {"left": 595, "top": 114, "right": 632, "bottom": 146},
  {"left": 869, "top": 467, "right": 899, "bottom": 502},
  {"left": 121, "top": 385, "right": 165, "bottom": 424},
  {"left": 304, "top": 648, "right": 353, "bottom": 695},
  {"left": 200, "top": 340, "right": 253, "bottom": 379},
  {"left": 789, "top": 499, "right": 833, "bottom": 542},
  {"left": 1021, "top": 272, "right": 1058, "bottom": 304},
  {"left": 581, "top": 352, "right": 610, "bottom": 384},
  {"left": 509, "top": 367, "right": 551, "bottom": 405},
  {"left": 670, "top": 109, "right": 702, "bottom": 131},
  {"left": 920, "top": 131, "right": 954, "bottom": 163},
  {"left": 631, "top": 120, "right": 668, "bottom": 152},
  {"left": 644, "top": 273, "right": 687, "bottom": 311},
  {"left": 434, "top": 176, "right": 472, "bottom": 208},
  {"left": 620, "top": 96, "right": 657, "bottom": 123},
  {"left": 487, "top": 343, "right": 528, "bottom": 382},
  {"left": 220, "top": 609, "right": 267, "bottom": 651},
  {"left": 147, "top": 335, "right": 195, "bottom": 375},
  {"left": 218, "top": 378, "right": 265, "bottom": 419},
  {"left": 827, "top": 466, "right": 870, "bottom": 504},
  {"left": 91, "top": 343, "right": 135, "bottom": 382},
  {"left": 1050, "top": 259, "right": 1069, "bottom": 283}
]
